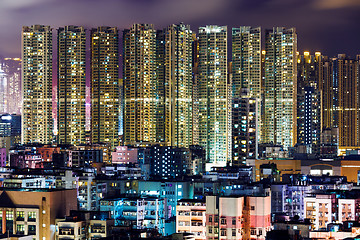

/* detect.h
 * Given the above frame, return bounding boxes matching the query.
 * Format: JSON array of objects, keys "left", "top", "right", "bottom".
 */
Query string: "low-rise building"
[
  {"left": 206, "top": 195, "right": 271, "bottom": 240},
  {"left": 271, "top": 183, "right": 310, "bottom": 220},
  {"left": 272, "top": 220, "right": 312, "bottom": 239},
  {"left": 176, "top": 199, "right": 206, "bottom": 239},
  {"left": 304, "top": 192, "right": 360, "bottom": 230},
  {"left": 55, "top": 217, "right": 85, "bottom": 240},
  {"left": 100, "top": 196, "right": 166, "bottom": 235},
  {"left": 0, "top": 188, "right": 77, "bottom": 240},
  {"left": 78, "top": 173, "right": 106, "bottom": 211},
  {"left": 111, "top": 146, "right": 138, "bottom": 165},
  {"left": 88, "top": 219, "right": 114, "bottom": 240}
]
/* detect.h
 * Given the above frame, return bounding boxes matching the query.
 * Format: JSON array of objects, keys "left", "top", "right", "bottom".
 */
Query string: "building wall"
[
  {"left": 248, "top": 196, "right": 271, "bottom": 240},
  {"left": 0, "top": 207, "right": 40, "bottom": 239},
  {"left": 112, "top": 146, "right": 138, "bottom": 164},
  {"left": 90, "top": 27, "right": 120, "bottom": 149},
  {"left": 232, "top": 97, "right": 258, "bottom": 165},
  {"left": 304, "top": 197, "right": 316, "bottom": 228},
  {"left": 309, "top": 231, "right": 353, "bottom": 239},
  {"left": 338, "top": 199, "right": 355, "bottom": 223},
  {"left": 0, "top": 189, "right": 77, "bottom": 240},
  {"left": 0, "top": 58, "right": 22, "bottom": 115},
  {"left": 336, "top": 56, "right": 359, "bottom": 147},
  {"left": 176, "top": 201, "right": 206, "bottom": 239},
  {"left": 315, "top": 197, "right": 332, "bottom": 229},
  {"left": 22, "top": 25, "right": 53, "bottom": 144},
  {"left": 198, "top": 26, "right": 230, "bottom": 170},
  {"left": 57, "top": 26, "right": 86, "bottom": 145},
  {"left": 263, "top": 27, "right": 297, "bottom": 149},
  {"left": 341, "top": 160, "right": 360, "bottom": 182},
  {"left": 205, "top": 195, "right": 271, "bottom": 240},
  {"left": 232, "top": 26, "right": 261, "bottom": 100},
  {"left": 254, "top": 159, "right": 301, "bottom": 181},
  {"left": 163, "top": 24, "right": 193, "bottom": 148},
  {"left": 296, "top": 53, "right": 321, "bottom": 153},
  {"left": 123, "top": 24, "right": 159, "bottom": 145},
  {"left": 37, "top": 147, "right": 60, "bottom": 162},
  {"left": 232, "top": 26, "right": 262, "bottom": 149},
  {"left": 56, "top": 220, "right": 85, "bottom": 240}
]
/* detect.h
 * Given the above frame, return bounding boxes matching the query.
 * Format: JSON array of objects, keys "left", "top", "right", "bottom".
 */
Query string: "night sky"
[{"left": 1, "top": 0, "right": 360, "bottom": 58}]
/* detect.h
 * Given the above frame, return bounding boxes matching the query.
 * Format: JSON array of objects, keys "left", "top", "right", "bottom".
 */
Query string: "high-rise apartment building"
[
  {"left": 90, "top": 27, "right": 120, "bottom": 149},
  {"left": 231, "top": 27, "right": 261, "bottom": 163},
  {"left": 297, "top": 52, "right": 321, "bottom": 154},
  {"left": 57, "top": 26, "right": 86, "bottom": 145},
  {"left": 319, "top": 55, "right": 334, "bottom": 130},
  {"left": 0, "top": 69, "right": 6, "bottom": 114},
  {"left": 163, "top": 23, "right": 193, "bottom": 147},
  {"left": 22, "top": 25, "right": 53, "bottom": 144},
  {"left": 198, "top": 26, "right": 230, "bottom": 170},
  {"left": 0, "top": 58, "right": 22, "bottom": 115},
  {"left": 123, "top": 24, "right": 159, "bottom": 145},
  {"left": 232, "top": 27, "right": 261, "bottom": 99},
  {"left": 319, "top": 54, "right": 359, "bottom": 147},
  {"left": 334, "top": 54, "right": 359, "bottom": 147},
  {"left": 232, "top": 96, "right": 258, "bottom": 166},
  {"left": 192, "top": 35, "right": 200, "bottom": 145},
  {"left": 155, "top": 29, "right": 165, "bottom": 143},
  {"left": 263, "top": 27, "right": 297, "bottom": 149}
]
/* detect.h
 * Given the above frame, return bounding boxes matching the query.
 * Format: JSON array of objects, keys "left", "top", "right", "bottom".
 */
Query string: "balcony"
[
  {"left": 178, "top": 211, "right": 190, "bottom": 216},
  {"left": 191, "top": 212, "right": 204, "bottom": 216},
  {"left": 191, "top": 221, "right": 203, "bottom": 227},
  {"left": 59, "top": 228, "right": 75, "bottom": 235},
  {"left": 91, "top": 226, "right": 105, "bottom": 234}
]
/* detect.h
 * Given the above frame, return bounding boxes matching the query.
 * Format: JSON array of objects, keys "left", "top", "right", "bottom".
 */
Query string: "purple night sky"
[{"left": 1, "top": 0, "right": 360, "bottom": 58}]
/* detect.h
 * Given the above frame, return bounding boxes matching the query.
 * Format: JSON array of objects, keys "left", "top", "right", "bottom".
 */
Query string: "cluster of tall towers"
[
  {"left": 22, "top": 23, "right": 360, "bottom": 169},
  {"left": 296, "top": 53, "right": 360, "bottom": 152},
  {"left": 22, "top": 25, "right": 120, "bottom": 148}
]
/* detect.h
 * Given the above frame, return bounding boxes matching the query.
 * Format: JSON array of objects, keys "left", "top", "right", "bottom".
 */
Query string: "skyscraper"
[
  {"left": 296, "top": 52, "right": 321, "bottom": 154},
  {"left": 155, "top": 29, "right": 165, "bottom": 143},
  {"left": 90, "top": 27, "right": 119, "bottom": 149},
  {"left": 318, "top": 55, "right": 334, "bottom": 130},
  {"left": 319, "top": 54, "right": 360, "bottom": 147},
  {"left": 232, "top": 26, "right": 261, "bottom": 99},
  {"left": 263, "top": 27, "right": 297, "bottom": 149},
  {"left": 163, "top": 23, "right": 193, "bottom": 147},
  {"left": 22, "top": 25, "right": 53, "bottom": 144},
  {"left": 198, "top": 25, "right": 230, "bottom": 170},
  {"left": 123, "top": 24, "right": 159, "bottom": 145},
  {"left": 232, "top": 96, "right": 258, "bottom": 165},
  {"left": 334, "top": 54, "right": 359, "bottom": 147},
  {"left": 231, "top": 27, "right": 261, "bottom": 163},
  {"left": 192, "top": 35, "right": 200, "bottom": 146},
  {"left": 57, "top": 26, "right": 86, "bottom": 145},
  {"left": 0, "top": 68, "right": 6, "bottom": 114},
  {"left": 0, "top": 58, "right": 22, "bottom": 115}
]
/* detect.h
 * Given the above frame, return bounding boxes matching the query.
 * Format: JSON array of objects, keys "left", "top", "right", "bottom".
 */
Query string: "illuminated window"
[{"left": 28, "top": 212, "right": 36, "bottom": 221}]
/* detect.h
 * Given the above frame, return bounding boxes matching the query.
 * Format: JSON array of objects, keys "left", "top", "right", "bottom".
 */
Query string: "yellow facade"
[
  {"left": 22, "top": 25, "right": 53, "bottom": 144},
  {"left": 57, "top": 26, "right": 86, "bottom": 145},
  {"left": 90, "top": 27, "right": 119, "bottom": 149},
  {"left": 254, "top": 159, "right": 301, "bottom": 181}
]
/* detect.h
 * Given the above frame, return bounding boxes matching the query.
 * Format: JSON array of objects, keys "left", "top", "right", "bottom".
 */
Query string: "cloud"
[
  {"left": 0, "top": 0, "right": 229, "bottom": 56},
  {"left": 0, "top": 0, "right": 53, "bottom": 9},
  {"left": 313, "top": 0, "right": 360, "bottom": 9},
  {"left": 0, "top": 0, "right": 360, "bottom": 57}
]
